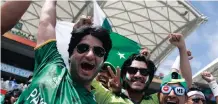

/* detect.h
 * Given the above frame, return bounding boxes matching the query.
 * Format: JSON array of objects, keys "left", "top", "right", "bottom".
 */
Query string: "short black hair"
[
  {"left": 68, "top": 26, "right": 112, "bottom": 61},
  {"left": 189, "top": 83, "right": 202, "bottom": 92},
  {"left": 121, "top": 54, "right": 157, "bottom": 90}
]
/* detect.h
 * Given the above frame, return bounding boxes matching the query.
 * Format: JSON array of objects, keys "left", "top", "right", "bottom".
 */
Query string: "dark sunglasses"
[
  {"left": 192, "top": 98, "right": 206, "bottom": 103},
  {"left": 126, "top": 67, "right": 150, "bottom": 76},
  {"left": 76, "top": 43, "right": 105, "bottom": 57}
]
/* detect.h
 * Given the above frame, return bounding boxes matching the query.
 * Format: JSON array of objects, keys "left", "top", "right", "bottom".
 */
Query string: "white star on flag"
[{"left": 117, "top": 51, "right": 125, "bottom": 59}]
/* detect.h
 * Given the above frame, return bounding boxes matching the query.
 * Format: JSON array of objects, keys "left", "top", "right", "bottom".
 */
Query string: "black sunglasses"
[
  {"left": 192, "top": 98, "right": 206, "bottom": 103},
  {"left": 126, "top": 67, "right": 150, "bottom": 76},
  {"left": 76, "top": 43, "right": 105, "bottom": 57}
]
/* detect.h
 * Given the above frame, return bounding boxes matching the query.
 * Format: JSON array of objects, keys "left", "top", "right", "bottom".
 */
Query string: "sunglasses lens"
[
  {"left": 127, "top": 67, "right": 138, "bottom": 74},
  {"left": 93, "top": 47, "right": 105, "bottom": 57},
  {"left": 140, "top": 69, "right": 149, "bottom": 76},
  {"left": 192, "top": 98, "right": 205, "bottom": 103},
  {"left": 126, "top": 67, "right": 149, "bottom": 76},
  {"left": 192, "top": 98, "right": 200, "bottom": 103},
  {"left": 161, "top": 85, "right": 172, "bottom": 94},
  {"left": 174, "top": 87, "right": 185, "bottom": 96},
  {"left": 77, "top": 44, "right": 89, "bottom": 53}
]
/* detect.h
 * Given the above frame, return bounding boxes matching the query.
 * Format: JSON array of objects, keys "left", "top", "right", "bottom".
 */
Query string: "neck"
[
  {"left": 124, "top": 88, "right": 144, "bottom": 103},
  {"left": 74, "top": 79, "right": 92, "bottom": 91},
  {"left": 69, "top": 69, "right": 92, "bottom": 91}
]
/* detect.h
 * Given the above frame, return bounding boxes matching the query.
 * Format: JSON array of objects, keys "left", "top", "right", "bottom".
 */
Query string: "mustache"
[{"left": 131, "top": 77, "right": 144, "bottom": 83}]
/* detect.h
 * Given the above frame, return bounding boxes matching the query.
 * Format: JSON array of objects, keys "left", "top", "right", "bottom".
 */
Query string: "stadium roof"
[
  {"left": 2, "top": 0, "right": 206, "bottom": 65},
  {"left": 193, "top": 58, "right": 218, "bottom": 86}
]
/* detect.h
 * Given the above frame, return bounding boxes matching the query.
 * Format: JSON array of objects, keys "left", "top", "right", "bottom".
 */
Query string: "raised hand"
[
  {"left": 201, "top": 71, "right": 215, "bottom": 83},
  {"left": 169, "top": 33, "right": 186, "bottom": 49},
  {"left": 107, "top": 66, "right": 121, "bottom": 93},
  {"left": 140, "top": 48, "right": 150, "bottom": 59},
  {"left": 73, "top": 15, "right": 93, "bottom": 29}
]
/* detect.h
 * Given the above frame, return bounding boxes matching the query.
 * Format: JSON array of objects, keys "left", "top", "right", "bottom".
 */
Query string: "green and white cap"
[
  {"left": 161, "top": 72, "right": 188, "bottom": 89},
  {"left": 102, "top": 62, "right": 116, "bottom": 74}
]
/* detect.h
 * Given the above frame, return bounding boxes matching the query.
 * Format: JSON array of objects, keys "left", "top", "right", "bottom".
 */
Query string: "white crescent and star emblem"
[{"left": 117, "top": 51, "right": 125, "bottom": 59}]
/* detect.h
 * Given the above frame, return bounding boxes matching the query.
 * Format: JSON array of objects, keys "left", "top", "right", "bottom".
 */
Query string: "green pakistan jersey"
[
  {"left": 92, "top": 79, "right": 159, "bottom": 104},
  {"left": 16, "top": 40, "right": 96, "bottom": 104}
]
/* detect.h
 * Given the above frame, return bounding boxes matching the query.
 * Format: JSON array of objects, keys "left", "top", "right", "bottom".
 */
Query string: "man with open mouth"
[
  {"left": 15, "top": 0, "right": 112, "bottom": 104},
  {"left": 158, "top": 72, "right": 188, "bottom": 104}
]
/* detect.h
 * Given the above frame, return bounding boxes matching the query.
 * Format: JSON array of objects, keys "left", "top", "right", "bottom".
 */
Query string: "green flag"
[
  {"left": 106, "top": 32, "right": 141, "bottom": 67},
  {"left": 93, "top": 0, "right": 141, "bottom": 68}
]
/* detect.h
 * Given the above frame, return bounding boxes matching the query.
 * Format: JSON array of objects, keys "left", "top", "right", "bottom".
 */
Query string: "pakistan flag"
[{"left": 93, "top": 1, "right": 141, "bottom": 67}]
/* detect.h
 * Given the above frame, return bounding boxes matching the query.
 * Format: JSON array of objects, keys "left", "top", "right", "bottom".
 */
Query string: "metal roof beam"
[
  {"left": 153, "top": 18, "right": 202, "bottom": 65},
  {"left": 114, "top": 26, "right": 156, "bottom": 45},
  {"left": 72, "top": 1, "right": 91, "bottom": 23}
]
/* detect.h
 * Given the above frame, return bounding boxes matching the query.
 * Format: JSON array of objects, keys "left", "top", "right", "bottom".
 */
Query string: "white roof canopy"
[
  {"left": 2, "top": 0, "right": 206, "bottom": 65},
  {"left": 193, "top": 58, "right": 218, "bottom": 86}
]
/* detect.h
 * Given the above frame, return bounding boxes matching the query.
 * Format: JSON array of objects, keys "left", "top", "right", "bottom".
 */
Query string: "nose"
[
  {"left": 134, "top": 70, "right": 143, "bottom": 78},
  {"left": 198, "top": 100, "right": 203, "bottom": 104},
  {"left": 85, "top": 49, "right": 95, "bottom": 61},
  {"left": 168, "top": 89, "right": 176, "bottom": 97}
]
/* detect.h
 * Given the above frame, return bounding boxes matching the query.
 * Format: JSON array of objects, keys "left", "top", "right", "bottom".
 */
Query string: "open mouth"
[{"left": 81, "top": 62, "right": 95, "bottom": 71}]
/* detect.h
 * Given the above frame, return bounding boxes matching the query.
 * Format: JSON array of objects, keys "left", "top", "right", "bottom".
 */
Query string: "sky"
[{"left": 157, "top": 1, "right": 218, "bottom": 77}]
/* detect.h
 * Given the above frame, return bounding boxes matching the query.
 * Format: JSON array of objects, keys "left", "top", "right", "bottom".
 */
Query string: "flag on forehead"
[{"left": 93, "top": 0, "right": 141, "bottom": 68}]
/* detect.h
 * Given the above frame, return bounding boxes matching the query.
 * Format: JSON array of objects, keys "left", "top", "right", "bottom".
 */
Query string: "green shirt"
[
  {"left": 16, "top": 40, "right": 96, "bottom": 104},
  {"left": 92, "top": 80, "right": 159, "bottom": 104}
]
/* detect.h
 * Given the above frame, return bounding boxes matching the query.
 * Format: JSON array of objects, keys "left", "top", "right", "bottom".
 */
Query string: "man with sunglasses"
[
  {"left": 93, "top": 33, "right": 192, "bottom": 104},
  {"left": 158, "top": 72, "right": 188, "bottom": 104},
  {"left": 93, "top": 53, "right": 157, "bottom": 104},
  {"left": 119, "top": 33, "right": 192, "bottom": 104},
  {"left": 186, "top": 84, "right": 206, "bottom": 104},
  {"left": 96, "top": 62, "right": 116, "bottom": 89},
  {"left": 15, "top": 0, "right": 112, "bottom": 104},
  {"left": 119, "top": 54, "right": 157, "bottom": 103}
]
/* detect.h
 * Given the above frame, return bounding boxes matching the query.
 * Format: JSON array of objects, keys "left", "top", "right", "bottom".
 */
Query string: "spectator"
[
  {"left": 158, "top": 72, "right": 188, "bottom": 104},
  {"left": 15, "top": 0, "right": 112, "bottom": 103},
  {"left": 11, "top": 78, "right": 18, "bottom": 90},
  {"left": 4, "top": 89, "right": 22, "bottom": 104},
  {"left": 92, "top": 33, "right": 192, "bottom": 104},
  {"left": 96, "top": 62, "right": 116, "bottom": 89},
  {"left": 201, "top": 71, "right": 218, "bottom": 103},
  {"left": 92, "top": 53, "right": 157, "bottom": 104},
  {"left": 1, "top": 78, "right": 6, "bottom": 89},
  {"left": 186, "top": 84, "right": 206, "bottom": 104}
]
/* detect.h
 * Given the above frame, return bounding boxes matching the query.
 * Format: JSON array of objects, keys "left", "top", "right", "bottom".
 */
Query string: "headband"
[{"left": 187, "top": 91, "right": 205, "bottom": 99}]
